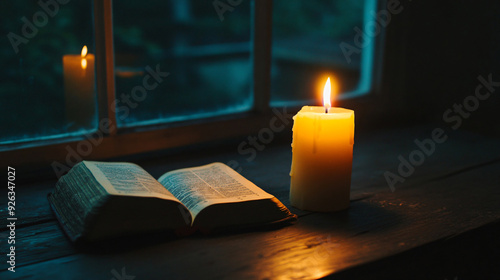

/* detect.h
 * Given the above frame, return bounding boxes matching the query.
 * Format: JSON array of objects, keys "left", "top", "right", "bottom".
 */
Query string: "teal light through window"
[
  {"left": 112, "top": 1, "right": 253, "bottom": 127},
  {"left": 0, "top": 1, "right": 96, "bottom": 144},
  {"left": 270, "top": 0, "right": 377, "bottom": 107}
]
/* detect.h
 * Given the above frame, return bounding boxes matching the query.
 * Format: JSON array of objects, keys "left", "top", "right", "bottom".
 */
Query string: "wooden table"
[{"left": 2, "top": 124, "right": 499, "bottom": 279}]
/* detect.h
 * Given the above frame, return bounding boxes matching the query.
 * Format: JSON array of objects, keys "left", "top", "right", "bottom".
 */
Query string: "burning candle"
[
  {"left": 289, "top": 78, "right": 355, "bottom": 212},
  {"left": 63, "top": 45, "right": 96, "bottom": 128}
]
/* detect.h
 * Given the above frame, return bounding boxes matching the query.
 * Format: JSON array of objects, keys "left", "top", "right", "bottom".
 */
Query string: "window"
[
  {"left": 0, "top": 1, "right": 96, "bottom": 144},
  {"left": 271, "top": 0, "right": 376, "bottom": 106},
  {"left": 1, "top": 0, "right": 380, "bottom": 166},
  {"left": 113, "top": 1, "right": 253, "bottom": 127}
]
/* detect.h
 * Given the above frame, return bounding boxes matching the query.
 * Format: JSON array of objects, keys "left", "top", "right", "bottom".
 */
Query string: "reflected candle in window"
[
  {"left": 289, "top": 78, "right": 355, "bottom": 212},
  {"left": 63, "top": 45, "right": 95, "bottom": 128}
]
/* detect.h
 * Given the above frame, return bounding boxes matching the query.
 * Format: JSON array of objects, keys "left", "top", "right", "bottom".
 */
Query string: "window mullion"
[
  {"left": 252, "top": 0, "right": 273, "bottom": 113},
  {"left": 93, "top": 0, "right": 117, "bottom": 136}
]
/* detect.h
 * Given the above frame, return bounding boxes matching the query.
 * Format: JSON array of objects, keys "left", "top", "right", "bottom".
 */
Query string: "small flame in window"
[
  {"left": 81, "top": 45, "right": 88, "bottom": 58},
  {"left": 81, "top": 45, "right": 88, "bottom": 69},
  {"left": 81, "top": 58, "right": 87, "bottom": 69}
]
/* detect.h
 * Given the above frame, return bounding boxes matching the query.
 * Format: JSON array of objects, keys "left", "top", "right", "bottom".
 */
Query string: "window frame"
[{"left": 0, "top": 0, "right": 386, "bottom": 173}]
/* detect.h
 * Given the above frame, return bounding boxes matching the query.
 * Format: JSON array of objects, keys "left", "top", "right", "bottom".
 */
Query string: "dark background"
[{"left": 377, "top": 0, "right": 499, "bottom": 137}]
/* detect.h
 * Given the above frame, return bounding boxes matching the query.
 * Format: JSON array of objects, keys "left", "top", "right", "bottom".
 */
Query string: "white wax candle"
[
  {"left": 289, "top": 79, "right": 355, "bottom": 212},
  {"left": 63, "top": 46, "right": 95, "bottom": 128}
]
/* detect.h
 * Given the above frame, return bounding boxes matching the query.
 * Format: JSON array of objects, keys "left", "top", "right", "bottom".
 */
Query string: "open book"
[{"left": 48, "top": 161, "right": 296, "bottom": 242}]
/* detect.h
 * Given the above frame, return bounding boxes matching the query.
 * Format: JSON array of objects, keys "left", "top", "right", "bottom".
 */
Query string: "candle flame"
[
  {"left": 81, "top": 58, "right": 87, "bottom": 69},
  {"left": 323, "top": 77, "right": 331, "bottom": 112},
  {"left": 81, "top": 45, "right": 88, "bottom": 58},
  {"left": 81, "top": 45, "right": 88, "bottom": 69}
]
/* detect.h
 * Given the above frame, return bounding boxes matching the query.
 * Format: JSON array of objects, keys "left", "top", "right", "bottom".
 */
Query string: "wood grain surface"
[{"left": 1, "top": 125, "right": 499, "bottom": 279}]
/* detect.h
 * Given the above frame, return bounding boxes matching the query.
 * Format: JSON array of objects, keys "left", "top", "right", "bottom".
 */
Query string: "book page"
[
  {"left": 84, "top": 161, "right": 179, "bottom": 202},
  {"left": 158, "top": 162, "right": 273, "bottom": 216}
]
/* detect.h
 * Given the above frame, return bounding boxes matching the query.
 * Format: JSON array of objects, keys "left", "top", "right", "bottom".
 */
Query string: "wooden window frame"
[{"left": 1, "top": 0, "right": 386, "bottom": 173}]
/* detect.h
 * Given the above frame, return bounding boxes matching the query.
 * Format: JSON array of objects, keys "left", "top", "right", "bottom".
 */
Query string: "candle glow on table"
[
  {"left": 290, "top": 78, "right": 355, "bottom": 212},
  {"left": 63, "top": 45, "right": 95, "bottom": 128}
]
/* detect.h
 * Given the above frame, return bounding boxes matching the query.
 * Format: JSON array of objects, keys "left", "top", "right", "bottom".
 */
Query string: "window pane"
[
  {"left": 0, "top": 1, "right": 97, "bottom": 144},
  {"left": 113, "top": 1, "right": 252, "bottom": 127},
  {"left": 271, "top": 0, "right": 374, "bottom": 106}
]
